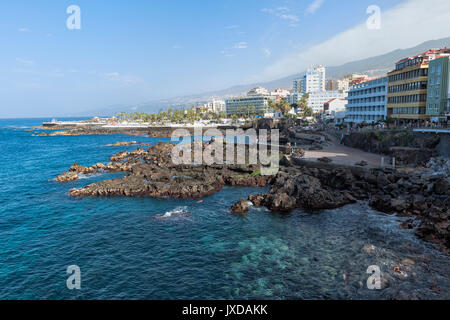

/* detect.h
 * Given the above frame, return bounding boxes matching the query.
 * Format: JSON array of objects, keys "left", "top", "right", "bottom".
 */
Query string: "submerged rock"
[{"left": 111, "top": 141, "right": 139, "bottom": 147}]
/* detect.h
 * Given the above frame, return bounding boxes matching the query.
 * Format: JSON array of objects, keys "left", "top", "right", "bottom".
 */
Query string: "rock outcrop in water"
[
  {"left": 63, "top": 142, "right": 273, "bottom": 199},
  {"left": 231, "top": 198, "right": 249, "bottom": 214},
  {"left": 246, "top": 171, "right": 350, "bottom": 212},
  {"left": 57, "top": 139, "right": 449, "bottom": 253}
]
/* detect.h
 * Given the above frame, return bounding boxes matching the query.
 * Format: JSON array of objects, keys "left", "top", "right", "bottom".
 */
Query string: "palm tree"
[
  {"left": 237, "top": 105, "right": 244, "bottom": 118},
  {"left": 276, "top": 100, "right": 291, "bottom": 115},
  {"left": 297, "top": 94, "right": 309, "bottom": 114},
  {"left": 250, "top": 106, "right": 256, "bottom": 119}
]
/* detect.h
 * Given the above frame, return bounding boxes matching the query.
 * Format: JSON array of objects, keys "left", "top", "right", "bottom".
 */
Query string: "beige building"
[{"left": 387, "top": 48, "right": 450, "bottom": 121}]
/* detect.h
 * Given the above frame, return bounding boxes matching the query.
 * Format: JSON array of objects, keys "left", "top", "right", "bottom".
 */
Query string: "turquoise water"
[{"left": 0, "top": 118, "right": 449, "bottom": 300}]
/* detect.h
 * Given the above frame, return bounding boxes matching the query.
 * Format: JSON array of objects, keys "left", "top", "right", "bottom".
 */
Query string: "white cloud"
[
  {"left": 262, "top": 7, "right": 299, "bottom": 22},
  {"left": 172, "top": 45, "right": 184, "bottom": 49},
  {"left": 233, "top": 41, "right": 248, "bottom": 49},
  {"left": 101, "top": 72, "right": 144, "bottom": 85},
  {"left": 15, "top": 58, "right": 33, "bottom": 66},
  {"left": 18, "top": 27, "right": 29, "bottom": 32},
  {"left": 225, "top": 25, "right": 239, "bottom": 29},
  {"left": 258, "top": 0, "right": 450, "bottom": 82},
  {"left": 221, "top": 50, "right": 236, "bottom": 57},
  {"left": 306, "top": 0, "right": 325, "bottom": 15},
  {"left": 105, "top": 72, "right": 120, "bottom": 80},
  {"left": 279, "top": 14, "right": 299, "bottom": 22},
  {"left": 263, "top": 48, "right": 272, "bottom": 57}
]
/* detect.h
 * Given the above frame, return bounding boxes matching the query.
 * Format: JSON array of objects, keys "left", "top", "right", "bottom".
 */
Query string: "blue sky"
[{"left": 0, "top": 0, "right": 449, "bottom": 117}]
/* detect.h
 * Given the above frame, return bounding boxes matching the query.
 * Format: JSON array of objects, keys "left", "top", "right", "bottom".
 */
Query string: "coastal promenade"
[{"left": 413, "top": 128, "right": 450, "bottom": 134}]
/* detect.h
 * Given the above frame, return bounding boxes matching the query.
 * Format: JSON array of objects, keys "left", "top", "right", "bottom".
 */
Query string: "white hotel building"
[
  {"left": 293, "top": 65, "right": 326, "bottom": 94},
  {"left": 289, "top": 66, "right": 348, "bottom": 113},
  {"left": 307, "top": 91, "right": 347, "bottom": 114},
  {"left": 345, "top": 77, "right": 388, "bottom": 124}
]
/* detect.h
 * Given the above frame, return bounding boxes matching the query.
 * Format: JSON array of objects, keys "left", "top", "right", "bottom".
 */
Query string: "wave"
[{"left": 154, "top": 206, "right": 191, "bottom": 219}]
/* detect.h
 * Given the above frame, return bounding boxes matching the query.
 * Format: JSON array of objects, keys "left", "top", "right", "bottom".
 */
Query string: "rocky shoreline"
[
  {"left": 33, "top": 124, "right": 234, "bottom": 138},
  {"left": 56, "top": 138, "right": 450, "bottom": 253}
]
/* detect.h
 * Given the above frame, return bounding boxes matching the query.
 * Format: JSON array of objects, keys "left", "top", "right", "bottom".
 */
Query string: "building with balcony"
[
  {"left": 247, "top": 87, "right": 269, "bottom": 96},
  {"left": 387, "top": 48, "right": 450, "bottom": 121},
  {"left": 345, "top": 77, "right": 388, "bottom": 124},
  {"left": 426, "top": 56, "right": 450, "bottom": 122},
  {"left": 225, "top": 88, "right": 274, "bottom": 116}
]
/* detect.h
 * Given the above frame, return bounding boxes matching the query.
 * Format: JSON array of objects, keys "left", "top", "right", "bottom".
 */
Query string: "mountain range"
[{"left": 87, "top": 37, "right": 450, "bottom": 116}]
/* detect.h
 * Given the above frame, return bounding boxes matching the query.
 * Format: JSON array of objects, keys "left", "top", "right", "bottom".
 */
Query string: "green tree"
[
  {"left": 302, "top": 106, "right": 313, "bottom": 118},
  {"left": 275, "top": 100, "right": 292, "bottom": 115}
]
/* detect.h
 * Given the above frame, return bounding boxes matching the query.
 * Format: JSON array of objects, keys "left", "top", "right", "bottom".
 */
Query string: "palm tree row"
[{"left": 115, "top": 108, "right": 227, "bottom": 125}]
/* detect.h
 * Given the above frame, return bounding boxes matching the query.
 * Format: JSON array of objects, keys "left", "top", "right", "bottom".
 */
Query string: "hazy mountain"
[{"left": 83, "top": 37, "right": 450, "bottom": 116}]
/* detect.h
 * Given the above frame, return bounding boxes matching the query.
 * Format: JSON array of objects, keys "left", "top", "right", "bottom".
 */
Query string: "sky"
[{"left": 0, "top": 0, "right": 449, "bottom": 118}]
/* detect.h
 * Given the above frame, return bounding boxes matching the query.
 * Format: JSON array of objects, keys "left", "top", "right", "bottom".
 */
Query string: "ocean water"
[{"left": 0, "top": 118, "right": 449, "bottom": 300}]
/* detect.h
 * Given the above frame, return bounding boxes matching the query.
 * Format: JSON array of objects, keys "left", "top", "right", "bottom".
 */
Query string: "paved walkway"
[{"left": 300, "top": 134, "right": 384, "bottom": 168}]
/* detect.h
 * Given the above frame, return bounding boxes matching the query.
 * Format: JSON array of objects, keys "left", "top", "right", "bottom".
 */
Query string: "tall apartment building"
[
  {"left": 289, "top": 65, "right": 351, "bottom": 113},
  {"left": 426, "top": 56, "right": 450, "bottom": 121},
  {"left": 293, "top": 65, "right": 326, "bottom": 94},
  {"left": 387, "top": 48, "right": 450, "bottom": 121},
  {"left": 345, "top": 77, "right": 388, "bottom": 124}
]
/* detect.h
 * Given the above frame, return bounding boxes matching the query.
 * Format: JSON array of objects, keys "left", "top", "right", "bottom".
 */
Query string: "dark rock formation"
[
  {"left": 317, "top": 157, "right": 332, "bottom": 163},
  {"left": 389, "top": 147, "right": 438, "bottom": 166},
  {"left": 248, "top": 171, "right": 350, "bottom": 212},
  {"left": 65, "top": 142, "right": 272, "bottom": 200},
  {"left": 231, "top": 198, "right": 249, "bottom": 214}
]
